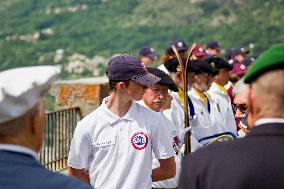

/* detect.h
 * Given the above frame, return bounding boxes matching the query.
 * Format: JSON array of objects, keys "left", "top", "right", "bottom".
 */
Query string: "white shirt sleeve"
[
  {"left": 68, "top": 121, "right": 92, "bottom": 169},
  {"left": 151, "top": 114, "right": 174, "bottom": 160}
]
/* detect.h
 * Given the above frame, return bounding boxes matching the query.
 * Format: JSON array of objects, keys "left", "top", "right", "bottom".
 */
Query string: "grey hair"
[
  {"left": 252, "top": 69, "right": 284, "bottom": 116},
  {"left": 0, "top": 102, "right": 40, "bottom": 137},
  {"left": 233, "top": 78, "right": 246, "bottom": 96}
]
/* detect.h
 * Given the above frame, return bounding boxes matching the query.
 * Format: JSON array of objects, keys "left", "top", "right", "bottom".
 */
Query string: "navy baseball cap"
[
  {"left": 233, "top": 48, "right": 249, "bottom": 57},
  {"left": 139, "top": 47, "right": 156, "bottom": 60},
  {"left": 166, "top": 39, "right": 188, "bottom": 53},
  {"left": 206, "top": 40, "right": 221, "bottom": 50},
  {"left": 164, "top": 57, "right": 199, "bottom": 73},
  {"left": 241, "top": 57, "right": 255, "bottom": 67},
  {"left": 147, "top": 68, "right": 179, "bottom": 92},
  {"left": 106, "top": 54, "right": 160, "bottom": 86},
  {"left": 205, "top": 57, "right": 233, "bottom": 71},
  {"left": 225, "top": 48, "right": 234, "bottom": 60}
]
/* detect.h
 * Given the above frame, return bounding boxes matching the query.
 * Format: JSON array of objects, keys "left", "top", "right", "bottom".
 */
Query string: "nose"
[
  {"left": 156, "top": 93, "right": 166, "bottom": 100},
  {"left": 235, "top": 109, "right": 244, "bottom": 119}
]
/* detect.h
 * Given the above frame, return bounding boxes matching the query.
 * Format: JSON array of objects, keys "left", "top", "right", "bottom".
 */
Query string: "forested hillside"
[{"left": 1, "top": 0, "right": 283, "bottom": 78}]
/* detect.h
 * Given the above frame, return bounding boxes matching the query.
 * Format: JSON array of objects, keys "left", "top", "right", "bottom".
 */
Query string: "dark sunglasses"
[{"left": 232, "top": 103, "right": 248, "bottom": 114}]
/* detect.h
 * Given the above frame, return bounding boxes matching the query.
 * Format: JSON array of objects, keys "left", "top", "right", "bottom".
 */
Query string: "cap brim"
[
  {"left": 132, "top": 73, "right": 161, "bottom": 87},
  {"left": 245, "top": 49, "right": 250, "bottom": 54},
  {"left": 177, "top": 46, "right": 187, "bottom": 52},
  {"left": 194, "top": 52, "right": 205, "bottom": 57},
  {"left": 231, "top": 70, "right": 246, "bottom": 76},
  {"left": 168, "top": 84, "right": 179, "bottom": 92},
  {"left": 228, "top": 64, "right": 233, "bottom": 71},
  {"left": 158, "top": 77, "right": 179, "bottom": 92},
  {"left": 147, "top": 53, "right": 156, "bottom": 60},
  {"left": 212, "top": 69, "right": 219, "bottom": 76}
]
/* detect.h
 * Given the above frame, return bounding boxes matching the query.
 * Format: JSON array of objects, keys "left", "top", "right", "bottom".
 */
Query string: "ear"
[
  {"left": 30, "top": 100, "right": 46, "bottom": 152},
  {"left": 116, "top": 82, "right": 126, "bottom": 90},
  {"left": 247, "top": 85, "right": 255, "bottom": 127},
  {"left": 29, "top": 106, "right": 41, "bottom": 135},
  {"left": 175, "top": 72, "right": 182, "bottom": 82}
]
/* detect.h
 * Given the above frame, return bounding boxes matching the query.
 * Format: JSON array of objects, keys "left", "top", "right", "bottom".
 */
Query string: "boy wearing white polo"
[{"left": 68, "top": 55, "right": 175, "bottom": 189}]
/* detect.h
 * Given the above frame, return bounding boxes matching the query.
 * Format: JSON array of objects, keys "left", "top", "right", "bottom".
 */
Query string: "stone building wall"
[{"left": 51, "top": 76, "right": 109, "bottom": 116}]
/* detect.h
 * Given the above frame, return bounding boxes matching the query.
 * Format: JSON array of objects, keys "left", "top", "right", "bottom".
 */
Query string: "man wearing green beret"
[{"left": 178, "top": 43, "right": 284, "bottom": 189}]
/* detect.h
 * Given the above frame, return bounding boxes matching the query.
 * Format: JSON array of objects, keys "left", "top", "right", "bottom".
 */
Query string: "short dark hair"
[{"left": 108, "top": 80, "right": 130, "bottom": 91}]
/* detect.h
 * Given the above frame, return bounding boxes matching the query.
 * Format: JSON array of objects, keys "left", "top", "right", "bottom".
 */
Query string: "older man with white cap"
[{"left": 0, "top": 66, "right": 93, "bottom": 189}]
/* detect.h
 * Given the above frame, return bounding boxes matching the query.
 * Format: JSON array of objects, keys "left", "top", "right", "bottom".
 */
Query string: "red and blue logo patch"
[{"left": 131, "top": 132, "right": 148, "bottom": 150}]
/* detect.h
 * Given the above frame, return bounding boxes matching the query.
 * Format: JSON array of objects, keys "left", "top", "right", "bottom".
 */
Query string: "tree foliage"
[{"left": 0, "top": 0, "right": 284, "bottom": 74}]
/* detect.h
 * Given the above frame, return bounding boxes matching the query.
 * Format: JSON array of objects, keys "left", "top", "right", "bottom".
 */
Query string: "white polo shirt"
[
  {"left": 188, "top": 88, "right": 215, "bottom": 145},
  {"left": 163, "top": 92, "right": 202, "bottom": 152},
  {"left": 138, "top": 100, "right": 181, "bottom": 188},
  {"left": 207, "top": 82, "right": 237, "bottom": 135},
  {"left": 68, "top": 97, "right": 174, "bottom": 189}
]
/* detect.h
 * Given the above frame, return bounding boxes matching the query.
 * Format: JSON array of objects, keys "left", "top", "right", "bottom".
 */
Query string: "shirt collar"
[
  {"left": 214, "top": 82, "right": 228, "bottom": 94},
  {"left": 177, "top": 87, "right": 185, "bottom": 106},
  {"left": 255, "top": 118, "right": 284, "bottom": 127},
  {"left": 191, "top": 87, "right": 206, "bottom": 104},
  {"left": 0, "top": 144, "right": 38, "bottom": 160},
  {"left": 101, "top": 97, "right": 136, "bottom": 125}
]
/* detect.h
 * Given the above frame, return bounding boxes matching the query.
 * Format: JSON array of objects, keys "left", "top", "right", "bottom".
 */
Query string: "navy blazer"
[
  {"left": 0, "top": 150, "right": 93, "bottom": 189},
  {"left": 179, "top": 122, "right": 284, "bottom": 189}
]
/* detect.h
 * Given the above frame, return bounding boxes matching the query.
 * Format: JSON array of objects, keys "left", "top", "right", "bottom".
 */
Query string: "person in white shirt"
[
  {"left": 67, "top": 55, "right": 175, "bottom": 189},
  {"left": 188, "top": 59, "right": 228, "bottom": 145},
  {"left": 140, "top": 68, "right": 181, "bottom": 189},
  {"left": 207, "top": 57, "right": 237, "bottom": 136},
  {"left": 162, "top": 57, "right": 202, "bottom": 152}
]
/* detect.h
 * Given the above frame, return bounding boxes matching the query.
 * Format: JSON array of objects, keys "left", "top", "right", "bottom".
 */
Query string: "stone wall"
[{"left": 51, "top": 76, "right": 109, "bottom": 116}]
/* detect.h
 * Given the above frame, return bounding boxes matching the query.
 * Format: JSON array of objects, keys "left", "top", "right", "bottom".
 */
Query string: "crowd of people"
[{"left": 0, "top": 39, "right": 283, "bottom": 189}]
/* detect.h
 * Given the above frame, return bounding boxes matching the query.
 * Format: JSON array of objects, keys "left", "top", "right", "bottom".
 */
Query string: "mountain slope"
[{"left": 0, "top": 0, "right": 283, "bottom": 75}]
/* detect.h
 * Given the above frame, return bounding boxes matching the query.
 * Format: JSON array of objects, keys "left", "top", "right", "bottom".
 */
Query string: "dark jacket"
[
  {"left": 179, "top": 122, "right": 284, "bottom": 189},
  {"left": 0, "top": 150, "right": 93, "bottom": 189}
]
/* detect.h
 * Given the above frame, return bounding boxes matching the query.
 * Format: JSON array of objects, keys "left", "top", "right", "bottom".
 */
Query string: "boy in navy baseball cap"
[{"left": 68, "top": 54, "right": 176, "bottom": 188}]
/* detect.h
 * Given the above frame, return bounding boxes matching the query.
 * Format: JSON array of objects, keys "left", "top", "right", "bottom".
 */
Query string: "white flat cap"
[{"left": 0, "top": 66, "right": 60, "bottom": 124}]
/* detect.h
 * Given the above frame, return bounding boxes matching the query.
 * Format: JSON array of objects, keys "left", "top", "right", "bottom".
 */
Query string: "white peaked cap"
[{"left": 0, "top": 66, "right": 60, "bottom": 124}]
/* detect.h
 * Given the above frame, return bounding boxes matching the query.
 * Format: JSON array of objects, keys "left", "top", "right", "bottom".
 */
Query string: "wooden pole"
[{"left": 171, "top": 43, "right": 196, "bottom": 155}]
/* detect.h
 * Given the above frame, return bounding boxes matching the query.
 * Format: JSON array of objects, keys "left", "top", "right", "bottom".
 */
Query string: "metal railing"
[{"left": 39, "top": 107, "right": 82, "bottom": 172}]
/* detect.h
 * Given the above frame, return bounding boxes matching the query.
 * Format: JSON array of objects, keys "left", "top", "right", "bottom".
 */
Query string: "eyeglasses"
[
  {"left": 149, "top": 87, "right": 169, "bottom": 96},
  {"left": 232, "top": 103, "right": 248, "bottom": 114}
]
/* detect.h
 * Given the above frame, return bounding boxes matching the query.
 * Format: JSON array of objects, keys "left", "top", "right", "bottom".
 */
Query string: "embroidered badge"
[{"left": 131, "top": 132, "right": 148, "bottom": 150}]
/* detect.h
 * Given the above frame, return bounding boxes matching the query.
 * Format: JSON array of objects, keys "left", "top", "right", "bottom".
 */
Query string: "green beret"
[{"left": 244, "top": 43, "right": 284, "bottom": 83}]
